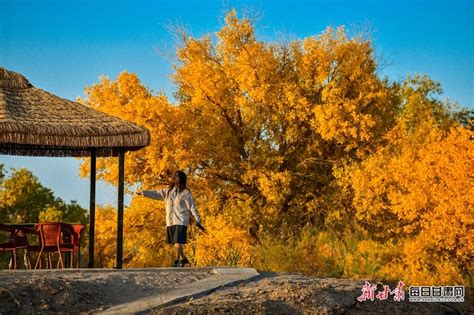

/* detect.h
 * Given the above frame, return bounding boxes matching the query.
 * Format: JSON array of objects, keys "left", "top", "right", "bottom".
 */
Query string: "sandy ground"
[
  {"left": 0, "top": 268, "right": 214, "bottom": 314},
  {"left": 154, "top": 272, "right": 473, "bottom": 315},
  {"left": 0, "top": 269, "right": 472, "bottom": 314}
]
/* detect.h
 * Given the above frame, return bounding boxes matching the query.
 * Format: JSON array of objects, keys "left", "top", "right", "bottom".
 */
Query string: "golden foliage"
[
  {"left": 77, "top": 10, "right": 472, "bottom": 285},
  {"left": 346, "top": 79, "right": 473, "bottom": 284},
  {"left": 93, "top": 197, "right": 171, "bottom": 268},
  {"left": 191, "top": 215, "right": 255, "bottom": 267}
]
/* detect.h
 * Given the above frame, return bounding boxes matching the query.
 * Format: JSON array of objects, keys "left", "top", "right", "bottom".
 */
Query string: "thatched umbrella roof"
[{"left": 0, "top": 67, "right": 150, "bottom": 157}]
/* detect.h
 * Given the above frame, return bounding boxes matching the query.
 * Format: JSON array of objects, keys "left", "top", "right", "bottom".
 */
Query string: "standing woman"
[{"left": 136, "top": 170, "right": 205, "bottom": 267}]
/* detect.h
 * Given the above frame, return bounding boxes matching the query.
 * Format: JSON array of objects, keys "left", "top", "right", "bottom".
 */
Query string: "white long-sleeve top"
[{"left": 141, "top": 186, "right": 201, "bottom": 227}]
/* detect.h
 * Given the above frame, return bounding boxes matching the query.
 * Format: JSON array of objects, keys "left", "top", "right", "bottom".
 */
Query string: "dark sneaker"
[
  {"left": 172, "top": 260, "right": 180, "bottom": 267},
  {"left": 179, "top": 257, "right": 189, "bottom": 267}
]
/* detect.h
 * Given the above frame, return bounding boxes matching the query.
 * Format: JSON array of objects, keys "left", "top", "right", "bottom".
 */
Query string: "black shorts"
[{"left": 166, "top": 225, "right": 187, "bottom": 244}]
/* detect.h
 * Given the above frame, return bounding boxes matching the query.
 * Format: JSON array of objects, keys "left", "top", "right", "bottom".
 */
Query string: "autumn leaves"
[{"left": 77, "top": 10, "right": 472, "bottom": 284}]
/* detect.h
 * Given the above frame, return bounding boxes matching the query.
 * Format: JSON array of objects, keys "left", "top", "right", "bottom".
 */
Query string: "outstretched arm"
[{"left": 137, "top": 188, "right": 168, "bottom": 200}]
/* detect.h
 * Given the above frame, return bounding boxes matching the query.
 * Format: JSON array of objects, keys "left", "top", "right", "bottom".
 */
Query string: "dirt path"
[
  {"left": 0, "top": 268, "right": 214, "bottom": 313},
  {"left": 0, "top": 269, "right": 471, "bottom": 314},
  {"left": 153, "top": 272, "right": 472, "bottom": 315}
]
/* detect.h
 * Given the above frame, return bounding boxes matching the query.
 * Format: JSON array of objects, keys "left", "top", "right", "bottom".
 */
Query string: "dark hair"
[{"left": 167, "top": 170, "right": 188, "bottom": 198}]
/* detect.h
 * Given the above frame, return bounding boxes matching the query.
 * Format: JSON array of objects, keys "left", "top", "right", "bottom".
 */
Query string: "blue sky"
[{"left": 1, "top": 0, "right": 473, "bottom": 209}]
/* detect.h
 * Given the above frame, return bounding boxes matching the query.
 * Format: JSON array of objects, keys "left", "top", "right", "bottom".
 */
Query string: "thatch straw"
[{"left": 0, "top": 67, "right": 150, "bottom": 157}]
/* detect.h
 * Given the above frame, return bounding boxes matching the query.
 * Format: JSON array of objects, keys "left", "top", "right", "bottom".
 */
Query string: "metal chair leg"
[
  {"left": 34, "top": 248, "right": 44, "bottom": 269},
  {"left": 12, "top": 249, "right": 17, "bottom": 269},
  {"left": 25, "top": 250, "right": 32, "bottom": 269},
  {"left": 57, "top": 246, "right": 64, "bottom": 269},
  {"left": 47, "top": 253, "right": 52, "bottom": 269},
  {"left": 57, "top": 253, "right": 61, "bottom": 269}
]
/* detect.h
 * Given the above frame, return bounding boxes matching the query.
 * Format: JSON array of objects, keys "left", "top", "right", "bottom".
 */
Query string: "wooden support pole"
[
  {"left": 88, "top": 148, "right": 97, "bottom": 268},
  {"left": 116, "top": 150, "right": 125, "bottom": 269}
]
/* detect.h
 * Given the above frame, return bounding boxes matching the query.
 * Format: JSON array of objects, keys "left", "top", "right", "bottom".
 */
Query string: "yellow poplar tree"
[
  {"left": 344, "top": 76, "right": 473, "bottom": 284},
  {"left": 80, "top": 10, "right": 398, "bottom": 244},
  {"left": 77, "top": 10, "right": 471, "bottom": 278},
  {"left": 170, "top": 10, "right": 399, "bottom": 238}
]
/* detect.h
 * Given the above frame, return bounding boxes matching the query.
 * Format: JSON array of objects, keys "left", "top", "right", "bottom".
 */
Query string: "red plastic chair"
[
  {"left": 34, "top": 222, "right": 74, "bottom": 269},
  {"left": 71, "top": 224, "right": 85, "bottom": 268},
  {"left": 0, "top": 224, "right": 39, "bottom": 269},
  {"left": 13, "top": 227, "right": 36, "bottom": 269}
]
